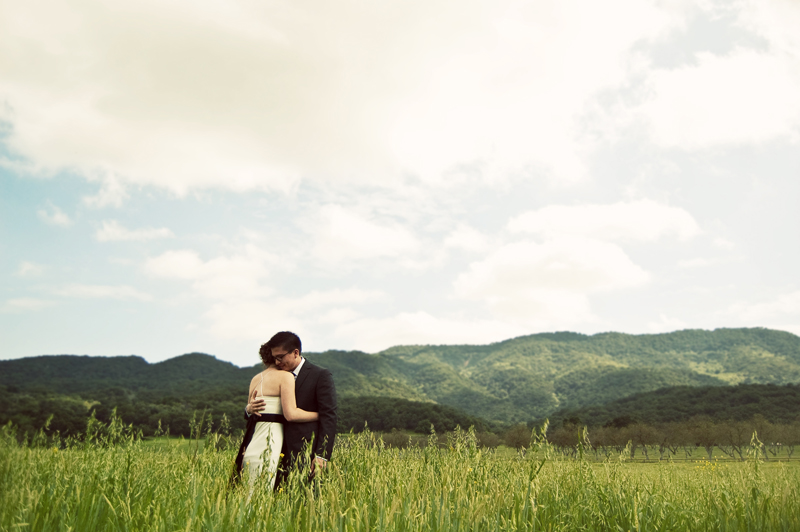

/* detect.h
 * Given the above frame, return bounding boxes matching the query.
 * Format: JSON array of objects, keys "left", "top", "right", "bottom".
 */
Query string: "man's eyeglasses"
[{"left": 273, "top": 350, "right": 297, "bottom": 362}]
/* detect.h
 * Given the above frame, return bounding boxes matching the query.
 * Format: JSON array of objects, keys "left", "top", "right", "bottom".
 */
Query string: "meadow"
[{"left": 2, "top": 422, "right": 800, "bottom": 532}]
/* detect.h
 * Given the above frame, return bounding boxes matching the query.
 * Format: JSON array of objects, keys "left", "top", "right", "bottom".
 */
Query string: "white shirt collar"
[{"left": 292, "top": 356, "right": 306, "bottom": 378}]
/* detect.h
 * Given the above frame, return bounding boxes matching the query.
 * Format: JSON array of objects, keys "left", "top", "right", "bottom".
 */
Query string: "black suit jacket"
[{"left": 283, "top": 360, "right": 337, "bottom": 462}]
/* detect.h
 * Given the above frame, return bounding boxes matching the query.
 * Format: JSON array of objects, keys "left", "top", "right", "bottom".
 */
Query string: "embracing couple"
[{"left": 232, "top": 331, "right": 337, "bottom": 494}]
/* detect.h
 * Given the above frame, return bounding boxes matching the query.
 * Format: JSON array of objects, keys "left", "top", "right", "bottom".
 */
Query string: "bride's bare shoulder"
[{"left": 250, "top": 371, "right": 266, "bottom": 385}]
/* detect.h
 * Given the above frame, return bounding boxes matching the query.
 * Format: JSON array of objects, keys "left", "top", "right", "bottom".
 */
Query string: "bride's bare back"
[
  {"left": 247, "top": 365, "right": 318, "bottom": 422},
  {"left": 250, "top": 366, "right": 289, "bottom": 397}
]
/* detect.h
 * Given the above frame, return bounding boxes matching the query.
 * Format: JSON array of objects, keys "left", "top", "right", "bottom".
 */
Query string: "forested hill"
[
  {"left": 0, "top": 353, "right": 255, "bottom": 396},
  {"left": 309, "top": 327, "right": 800, "bottom": 423},
  {"left": 2, "top": 327, "right": 799, "bottom": 425}
]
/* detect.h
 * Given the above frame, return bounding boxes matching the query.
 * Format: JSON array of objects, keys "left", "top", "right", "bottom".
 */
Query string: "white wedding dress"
[{"left": 242, "top": 377, "right": 284, "bottom": 495}]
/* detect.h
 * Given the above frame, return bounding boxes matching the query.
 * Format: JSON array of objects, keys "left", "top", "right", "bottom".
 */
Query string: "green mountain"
[
  {"left": 2, "top": 327, "right": 799, "bottom": 427},
  {"left": 311, "top": 327, "right": 800, "bottom": 423},
  {"left": 0, "top": 352, "right": 252, "bottom": 395}
]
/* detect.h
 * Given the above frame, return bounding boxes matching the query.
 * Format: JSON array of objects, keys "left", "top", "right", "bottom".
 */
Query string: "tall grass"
[{"left": 2, "top": 422, "right": 799, "bottom": 531}]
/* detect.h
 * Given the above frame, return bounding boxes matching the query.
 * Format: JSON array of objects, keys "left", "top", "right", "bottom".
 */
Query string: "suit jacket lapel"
[{"left": 295, "top": 360, "right": 311, "bottom": 391}]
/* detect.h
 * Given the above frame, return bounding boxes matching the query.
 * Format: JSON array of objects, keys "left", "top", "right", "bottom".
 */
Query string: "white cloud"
[
  {"left": 647, "top": 313, "right": 688, "bottom": 332},
  {"left": 638, "top": 49, "right": 800, "bottom": 148},
  {"left": 734, "top": 290, "right": 800, "bottom": 322},
  {"left": 83, "top": 179, "right": 129, "bottom": 208},
  {"left": 318, "top": 307, "right": 362, "bottom": 325},
  {"left": 713, "top": 237, "right": 736, "bottom": 250},
  {"left": 736, "top": 0, "right": 800, "bottom": 57},
  {"left": 17, "top": 261, "right": 45, "bottom": 276},
  {"left": 143, "top": 243, "right": 385, "bottom": 340},
  {"left": 444, "top": 224, "right": 490, "bottom": 253},
  {"left": 508, "top": 200, "right": 700, "bottom": 242},
  {"left": 144, "top": 248, "right": 271, "bottom": 299},
  {"left": 200, "top": 287, "right": 383, "bottom": 342},
  {"left": 1, "top": 298, "right": 55, "bottom": 313},
  {"left": 333, "top": 311, "right": 528, "bottom": 353},
  {"left": 118, "top": 244, "right": 281, "bottom": 350},
  {"left": 37, "top": 203, "right": 71, "bottom": 226},
  {"left": 55, "top": 284, "right": 153, "bottom": 301},
  {"left": 202, "top": 299, "right": 304, "bottom": 343},
  {"left": 95, "top": 220, "right": 174, "bottom": 242},
  {"left": 312, "top": 205, "right": 420, "bottom": 263},
  {"left": 387, "top": 0, "right": 684, "bottom": 185},
  {"left": 292, "top": 288, "right": 384, "bottom": 312},
  {"left": 0, "top": 0, "right": 686, "bottom": 194},
  {"left": 677, "top": 257, "right": 710, "bottom": 269},
  {"left": 454, "top": 238, "right": 649, "bottom": 325},
  {"left": 144, "top": 250, "right": 205, "bottom": 280}
]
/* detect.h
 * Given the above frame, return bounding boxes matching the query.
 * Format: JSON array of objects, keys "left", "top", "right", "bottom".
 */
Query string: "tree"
[
  {"left": 624, "top": 423, "right": 659, "bottom": 460},
  {"left": 687, "top": 416, "right": 718, "bottom": 460},
  {"left": 716, "top": 420, "right": 750, "bottom": 460},
  {"left": 548, "top": 424, "right": 581, "bottom": 457},
  {"left": 503, "top": 424, "right": 532, "bottom": 449}
]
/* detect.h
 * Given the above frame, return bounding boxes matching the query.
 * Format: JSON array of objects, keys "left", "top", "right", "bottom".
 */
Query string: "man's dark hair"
[{"left": 268, "top": 331, "right": 302, "bottom": 355}]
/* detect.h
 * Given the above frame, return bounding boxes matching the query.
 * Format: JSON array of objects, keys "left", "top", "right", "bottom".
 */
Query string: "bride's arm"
[{"left": 280, "top": 373, "right": 319, "bottom": 422}]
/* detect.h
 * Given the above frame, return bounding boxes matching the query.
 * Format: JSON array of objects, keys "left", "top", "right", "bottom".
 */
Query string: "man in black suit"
[{"left": 247, "top": 331, "right": 337, "bottom": 487}]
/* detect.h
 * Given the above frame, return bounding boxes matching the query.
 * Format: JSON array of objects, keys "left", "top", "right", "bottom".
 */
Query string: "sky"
[{"left": 1, "top": 0, "right": 799, "bottom": 367}]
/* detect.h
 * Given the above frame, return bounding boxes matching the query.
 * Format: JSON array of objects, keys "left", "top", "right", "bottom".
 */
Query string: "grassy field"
[{"left": 2, "top": 424, "right": 800, "bottom": 531}]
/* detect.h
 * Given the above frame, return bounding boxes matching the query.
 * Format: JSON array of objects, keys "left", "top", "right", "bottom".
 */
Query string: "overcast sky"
[{"left": 2, "top": 0, "right": 799, "bottom": 366}]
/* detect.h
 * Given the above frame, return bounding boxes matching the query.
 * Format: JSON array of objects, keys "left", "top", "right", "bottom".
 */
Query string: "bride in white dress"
[{"left": 239, "top": 348, "right": 318, "bottom": 494}]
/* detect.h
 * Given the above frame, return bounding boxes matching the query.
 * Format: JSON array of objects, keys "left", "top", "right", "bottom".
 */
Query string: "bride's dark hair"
[{"left": 259, "top": 341, "right": 275, "bottom": 366}]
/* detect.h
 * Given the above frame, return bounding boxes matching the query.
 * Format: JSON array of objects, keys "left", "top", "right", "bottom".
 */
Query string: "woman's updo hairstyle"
[{"left": 259, "top": 341, "right": 274, "bottom": 367}]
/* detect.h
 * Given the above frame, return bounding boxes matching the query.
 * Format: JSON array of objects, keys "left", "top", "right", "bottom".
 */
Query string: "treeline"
[
  {"left": 0, "top": 386, "right": 494, "bottom": 439},
  {"left": 0, "top": 386, "right": 246, "bottom": 438},
  {"left": 545, "top": 383, "right": 800, "bottom": 428},
  {"left": 543, "top": 416, "right": 800, "bottom": 461},
  {"left": 337, "top": 396, "right": 488, "bottom": 434}
]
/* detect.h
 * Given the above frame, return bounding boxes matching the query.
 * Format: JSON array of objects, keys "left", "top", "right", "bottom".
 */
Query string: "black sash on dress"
[{"left": 229, "top": 413, "right": 286, "bottom": 488}]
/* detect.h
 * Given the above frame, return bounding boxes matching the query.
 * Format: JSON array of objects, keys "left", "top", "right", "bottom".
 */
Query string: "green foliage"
[
  {"left": 544, "top": 416, "right": 800, "bottom": 463},
  {"left": 0, "top": 384, "right": 247, "bottom": 439},
  {"left": 84, "top": 408, "right": 142, "bottom": 447},
  {"left": 337, "top": 396, "right": 487, "bottom": 433},
  {"left": 547, "top": 383, "right": 800, "bottom": 428},
  {"left": 0, "top": 385, "right": 90, "bottom": 436},
  {"left": 553, "top": 367, "right": 724, "bottom": 410},
  {"left": 502, "top": 424, "right": 533, "bottom": 449}
]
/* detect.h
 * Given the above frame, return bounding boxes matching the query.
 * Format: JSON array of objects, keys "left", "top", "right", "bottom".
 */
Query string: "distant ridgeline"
[{"left": 1, "top": 327, "right": 799, "bottom": 437}]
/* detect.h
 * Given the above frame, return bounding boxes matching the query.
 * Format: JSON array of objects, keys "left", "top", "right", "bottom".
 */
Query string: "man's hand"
[
  {"left": 246, "top": 388, "right": 266, "bottom": 416},
  {"left": 309, "top": 456, "right": 327, "bottom": 480}
]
